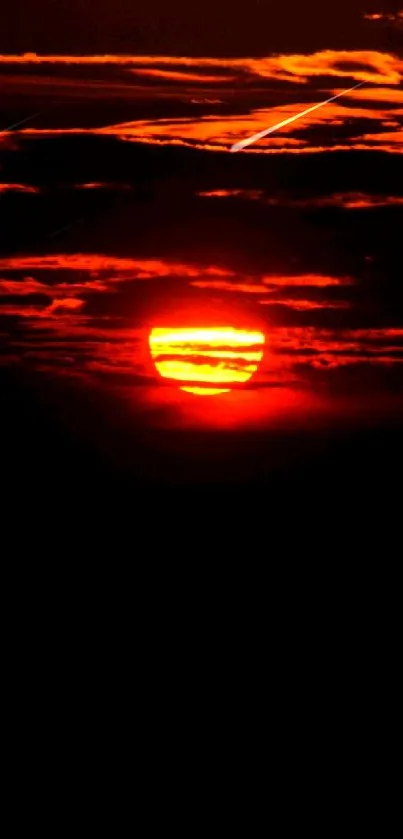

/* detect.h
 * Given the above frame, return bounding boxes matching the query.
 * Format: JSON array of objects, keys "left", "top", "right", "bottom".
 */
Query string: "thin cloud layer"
[
  {"left": 5, "top": 90, "right": 401, "bottom": 155},
  {"left": 1, "top": 252, "right": 401, "bottom": 392},
  {"left": 198, "top": 190, "right": 403, "bottom": 208},
  {"left": 0, "top": 183, "right": 40, "bottom": 193},
  {"left": 364, "top": 10, "right": 403, "bottom": 26},
  {"left": 1, "top": 49, "right": 401, "bottom": 158},
  {"left": 1, "top": 50, "right": 401, "bottom": 85},
  {"left": 130, "top": 68, "right": 234, "bottom": 83},
  {"left": 0, "top": 254, "right": 234, "bottom": 277}
]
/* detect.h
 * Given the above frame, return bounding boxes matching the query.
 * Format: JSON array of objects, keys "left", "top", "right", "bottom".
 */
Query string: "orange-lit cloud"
[
  {"left": 0, "top": 183, "right": 39, "bottom": 193},
  {"left": 231, "top": 82, "right": 364, "bottom": 152},
  {"left": 130, "top": 68, "right": 233, "bottom": 83},
  {"left": 0, "top": 254, "right": 234, "bottom": 278},
  {"left": 360, "top": 129, "right": 403, "bottom": 148},
  {"left": 0, "top": 263, "right": 351, "bottom": 318},
  {"left": 260, "top": 299, "right": 350, "bottom": 311},
  {"left": 10, "top": 92, "right": 401, "bottom": 155},
  {"left": 74, "top": 182, "right": 132, "bottom": 191},
  {"left": 190, "top": 280, "right": 269, "bottom": 294},
  {"left": 1, "top": 247, "right": 402, "bottom": 393},
  {"left": 270, "top": 326, "right": 403, "bottom": 356},
  {"left": 263, "top": 274, "right": 350, "bottom": 287},
  {"left": 0, "top": 50, "right": 401, "bottom": 85},
  {"left": 190, "top": 273, "right": 353, "bottom": 312},
  {"left": 0, "top": 256, "right": 239, "bottom": 324},
  {"left": 281, "top": 193, "right": 403, "bottom": 209},
  {"left": 3, "top": 274, "right": 402, "bottom": 389},
  {"left": 333, "top": 193, "right": 403, "bottom": 209},
  {"left": 198, "top": 190, "right": 403, "bottom": 209},
  {"left": 351, "top": 85, "right": 403, "bottom": 104},
  {"left": 198, "top": 189, "right": 264, "bottom": 199},
  {"left": 0, "top": 257, "right": 236, "bottom": 330},
  {"left": 47, "top": 298, "right": 84, "bottom": 313},
  {"left": 364, "top": 11, "right": 403, "bottom": 26},
  {"left": 273, "top": 50, "right": 402, "bottom": 85},
  {"left": 147, "top": 326, "right": 403, "bottom": 399},
  {"left": 0, "top": 274, "right": 84, "bottom": 319},
  {"left": 0, "top": 278, "right": 48, "bottom": 295},
  {"left": 190, "top": 273, "right": 351, "bottom": 295}
]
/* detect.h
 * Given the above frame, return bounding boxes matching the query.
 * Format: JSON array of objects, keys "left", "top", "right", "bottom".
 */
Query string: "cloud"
[
  {"left": 8, "top": 90, "right": 401, "bottom": 155},
  {"left": 262, "top": 275, "right": 351, "bottom": 287},
  {"left": 260, "top": 299, "right": 350, "bottom": 311},
  {"left": 190, "top": 280, "right": 268, "bottom": 294},
  {"left": 351, "top": 86, "right": 403, "bottom": 104},
  {"left": 0, "top": 257, "right": 354, "bottom": 338},
  {"left": 47, "top": 298, "right": 84, "bottom": 313},
  {"left": 197, "top": 190, "right": 403, "bottom": 209},
  {"left": 0, "top": 254, "right": 234, "bottom": 278},
  {"left": 266, "top": 327, "right": 403, "bottom": 374},
  {"left": 191, "top": 274, "right": 351, "bottom": 294},
  {"left": 130, "top": 68, "right": 234, "bottom": 83},
  {"left": 0, "top": 278, "right": 48, "bottom": 295},
  {"left": 0, "top": 50, "right": 401, "bottom": 85},
  {"left": 2, "top": 50, "right": 401, "bottom": 159},
  {"left": 364, "top": 11, "right": 403, "bottom": 27},
  {"left": 0, "top": 183, "right": 39, "bottom": 193},
  {"left": 198, "top": 189, "right": 264, "bottom": 199},
  {"left": 1, "top": 45, "right": 402, "bottom": 410},
  {"left": 73, "top": 182, "right": 133, "bottom": 191},
  {"left": 2, "top": 285, "right": 402, "bottom": 389},
  {"left": 329, "top": 193, "right": 403, "bottom": 208}
]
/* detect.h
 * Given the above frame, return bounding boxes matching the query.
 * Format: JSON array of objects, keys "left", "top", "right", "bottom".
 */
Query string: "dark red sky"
[
  {"left": 1, "top": 0, "right": 402, "bottom": 497},
  {"left": 1, "top": 0, "right": 400, "bottom": 55}
]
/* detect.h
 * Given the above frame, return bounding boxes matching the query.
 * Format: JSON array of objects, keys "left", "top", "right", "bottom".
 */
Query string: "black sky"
[{"left": 1, "top": 0, "right": 400, "bottom": 56}]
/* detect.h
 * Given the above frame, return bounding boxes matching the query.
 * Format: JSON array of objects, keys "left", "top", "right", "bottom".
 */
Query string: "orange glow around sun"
[{"left": 149, "top": 327, "right": 265, "bottom": 395}]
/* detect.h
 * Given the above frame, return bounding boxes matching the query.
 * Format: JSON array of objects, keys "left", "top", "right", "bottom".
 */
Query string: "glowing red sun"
[{"left": 149, "top": 327, "right": 265, "bottom": 395}]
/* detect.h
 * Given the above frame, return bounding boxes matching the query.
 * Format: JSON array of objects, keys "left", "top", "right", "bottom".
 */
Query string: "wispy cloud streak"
[{"left": 231, "top": 83, "right": 364, "bottom": 151}]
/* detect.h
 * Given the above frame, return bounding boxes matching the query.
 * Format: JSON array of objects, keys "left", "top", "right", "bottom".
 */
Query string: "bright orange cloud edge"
[{"left": 0, "top": 50, "right": 401, "bottom": 85}]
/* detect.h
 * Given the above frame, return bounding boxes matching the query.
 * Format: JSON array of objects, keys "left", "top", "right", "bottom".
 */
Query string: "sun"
[{"left": 149, "top": 327, "right": 265, "bottom": 395}]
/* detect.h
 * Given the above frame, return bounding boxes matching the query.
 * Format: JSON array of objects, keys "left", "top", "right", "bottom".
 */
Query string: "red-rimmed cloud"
[
  {"left": 0, "top": 183, "right": 39, "bottom": 193},
  {"left": 74, "top": 182, "right": 133, "bottom": 191},
  {"left": 190, "top": 274, "right": 353, "bottom": 311},
  {"left": 0, "top": 50, "right": 401, "bottom": 85},
  {"left": 0, "top": 254, "right": 234, "bottom": 277},
  {"left": 198, "top": 190, "right": 403, "bottom": 209},
  {"left": 261, "top": 299, "right": 350, "bottom": 311},
  {"left": 0, "top": 256, "right": 235, "bottom": 327},
  {"left": 198, "top": 190, "right": 265, "bottom": 200},
  {"left": 7, "top": 91, "right": 401, "bottom": 155},
  {"left": 0, "top": 259, "right": 353, "bottom": 330},
  {"left": 1, "top": 253, "right": 402, "bottom": 388},
  {"left": 191, "top": 274, "right": 351, "bottom": 297},
  {"left": 364, "top": 10, "right": 403, "bottom": 26},
  {"left": 129, "top": 68, "right": 234, "bottom": 83},
  {"left": 258, "top": 327, "right": 403, "bottom": 378}
]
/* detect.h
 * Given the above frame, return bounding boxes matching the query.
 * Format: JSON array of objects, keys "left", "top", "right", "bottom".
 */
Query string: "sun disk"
[{"left": 149, "top": 327, "right": 265, "bottom": 395}]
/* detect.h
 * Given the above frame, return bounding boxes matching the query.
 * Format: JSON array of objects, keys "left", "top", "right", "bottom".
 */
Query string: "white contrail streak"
[
  {"left": 1, "top": 112, "right": 42, "bottom": 133},
  {"left": 230, "top": 82, "right": 365, "bottom": 152}
]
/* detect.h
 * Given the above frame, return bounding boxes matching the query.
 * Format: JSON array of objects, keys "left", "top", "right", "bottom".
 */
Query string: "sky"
[
  {"left": 0, "top": 2, "right": 402, "bottom": 494},
  {"left": 2, "top": 0, "right": 402, "bottom": 54}
]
